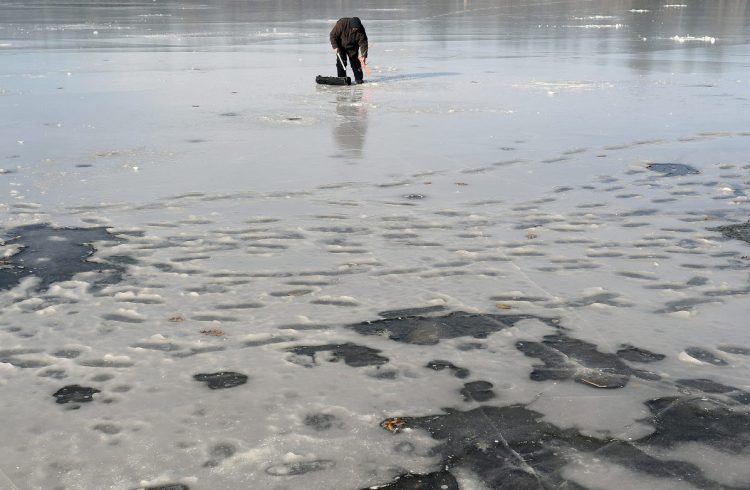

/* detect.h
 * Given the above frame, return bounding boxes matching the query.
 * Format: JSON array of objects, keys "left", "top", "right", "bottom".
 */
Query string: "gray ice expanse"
[{"left": 1, "top": 1, "right": 750, "bottom": 489}]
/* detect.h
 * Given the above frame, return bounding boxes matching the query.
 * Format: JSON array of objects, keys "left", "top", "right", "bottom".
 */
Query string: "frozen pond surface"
[{"left": 1, "top": 1, "right": 750, "bottom": 489}]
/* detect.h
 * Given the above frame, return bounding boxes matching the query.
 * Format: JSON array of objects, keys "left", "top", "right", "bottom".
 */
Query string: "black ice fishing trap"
[
  {"left": 316, "top": 52, "right": 352, "bottom": 85},
  {"left": 316, "top": 75, "right": 351, "bottom": 86}
]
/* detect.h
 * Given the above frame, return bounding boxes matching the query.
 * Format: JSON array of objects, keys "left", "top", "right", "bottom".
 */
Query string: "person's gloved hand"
[{"left": 333, "top": 47, "right": 339, "bottom": 53}]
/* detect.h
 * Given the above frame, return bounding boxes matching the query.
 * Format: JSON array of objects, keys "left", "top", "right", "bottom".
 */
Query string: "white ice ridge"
[
  {"left": 573, "top": 16, "right": 616, "bottom": 20},
  {"left": 671, "top": 35, "right": 717, "bottom": 44},
  {"left": 629, "top": 9, "right": 650, "bottom": 13},
  {"left": 664, "top": 4, "right": 687, "bottom": 8}
]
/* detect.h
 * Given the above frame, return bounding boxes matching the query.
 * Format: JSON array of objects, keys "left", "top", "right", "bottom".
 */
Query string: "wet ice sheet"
[{"left": 1, "top": 1, "right": 750, "bottom": 489}]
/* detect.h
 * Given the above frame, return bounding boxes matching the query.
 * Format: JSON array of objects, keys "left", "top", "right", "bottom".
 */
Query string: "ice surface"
[{"left": 1, "top": 0, "right": 750, "bottom": 489}]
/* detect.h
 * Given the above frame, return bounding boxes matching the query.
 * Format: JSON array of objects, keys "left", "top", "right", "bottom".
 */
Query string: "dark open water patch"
[
  {"left": 372, "top": 396, "right": 750, "bottom": 489},
  {"left": 286, "top": 343, "right": 389, "bottom": 367},
  {"left": 0, "top": 223, "right": 125, "bottom": 291},
  {"left": 349, "top": 311, "right": 558, "bottom": 345},
  {"left": 517, "top": 334, "right": 662, "bottom": 389}
]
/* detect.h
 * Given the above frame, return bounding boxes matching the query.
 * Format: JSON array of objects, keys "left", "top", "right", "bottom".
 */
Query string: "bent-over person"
[{"left": 330, "top": 17, "right": 368, "bottom": 84}]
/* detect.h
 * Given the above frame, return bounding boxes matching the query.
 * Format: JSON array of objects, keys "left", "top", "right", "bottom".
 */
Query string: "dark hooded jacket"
[{"left": 329, "top": 17, "right": 368, "bottom": 58}]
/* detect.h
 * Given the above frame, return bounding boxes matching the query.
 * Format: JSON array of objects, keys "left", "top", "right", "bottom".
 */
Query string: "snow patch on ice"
[
  {"left": 573, "top": 24, "right": 625, "bottom": 29},
  {"left": 678, "top": 351, "right": 705, "bottom": 365},
  {"left": 671, "top": 35, "right": 716, "bottom": 44}
]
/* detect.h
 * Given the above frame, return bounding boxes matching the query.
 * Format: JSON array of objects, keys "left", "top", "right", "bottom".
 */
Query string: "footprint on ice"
[{"left": 193, "top": 372, "right": 248, "bottom": 389}]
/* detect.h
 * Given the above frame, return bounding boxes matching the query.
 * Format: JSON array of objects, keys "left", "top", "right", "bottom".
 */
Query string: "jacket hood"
[{"left": 350, "top": 17, "right": 363, "bottom": 30}]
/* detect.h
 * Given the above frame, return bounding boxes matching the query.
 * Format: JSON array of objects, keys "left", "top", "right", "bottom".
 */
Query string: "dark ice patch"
[
  {"left": 360, "top": 470, "right": 459, "bottom": 490},
  {"left": 138, "top": 485, "right": 190, "bottom": 490},
  {"left": 425, "top": 360, "right": 470, "bottom": 379},
  {"left": 0, "top": 224, "right": 125, "bottom": 291},
  {"left": 686, "top": 276, "right": 709, "bottom": 286},
  {"left": 265, "top": 459, "right": 335, "bottom": 476},
  {"left": 204, "top": 442, "right": 236, "bottom": 467},
  {"left": 676, "top": 378, "right": 750, "bottom": 404},
  {"left": 642, "top": 396, "right": 750, "bottom": 453},
  {"left": 646, "top": 163, "right": 700, "bottom": 177},
  {"left": 517, "top": 334, "right": 638, "bottom": 388},
  {"left": 657, "top": 297, "right": 720, "bottom": 313},
  {"left": 287, "top": 343, "right": 389, "bottom": 367},
  {"left": 349, "top": 311, "right": 557, "bottom": 345},
  {"left": 39, "top": 369, "right": 67, "bottom": 379},
  {"left": 711, "top": 221, "right": 750, "bottom": 244},
  {"left": 304, "top": 413, "right": 341, "bottom": 431},
  {"left": 51, "top": 349, "right": 81, "bottom": 359},
  {"left": 193, "top": 372, "right": 248, "bottom": 389},
  {"left": 382, "top": 404, "right": 723, "bottom": 490},
  {"left": 461, "top": 381, "right": 495, "bottom": 402},
  {"left": 93, "top": 423, "right": 121, "bottom": 435},
  {"left": 616, "top": 345, "right": 666, "bottom": 363},
  {"left": 378, "top": 305, "right": 446, "bottom": 318},
  {"left": 684, "top": 347, "right": 728, "bottom": 366},
  {"left": 718, "top": 345, "right": 750, "bottom": 356},
  {"left": 53, "top": 385, "right": 101, "bottom": 404}
]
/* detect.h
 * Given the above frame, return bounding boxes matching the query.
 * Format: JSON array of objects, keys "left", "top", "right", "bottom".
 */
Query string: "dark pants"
[{"left": 336, "top": 48, "right": 363, "bottom": 82}]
